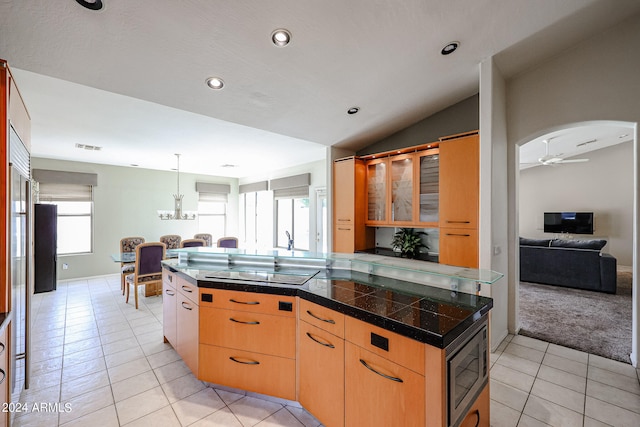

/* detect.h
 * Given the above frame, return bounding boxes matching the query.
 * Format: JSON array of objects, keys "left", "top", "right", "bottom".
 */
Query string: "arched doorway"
[{"left": 512, "top": 120, "right": 637, "bottom": 365}]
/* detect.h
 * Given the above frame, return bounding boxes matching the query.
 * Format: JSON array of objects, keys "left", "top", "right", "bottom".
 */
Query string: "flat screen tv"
[{"left": 544, "top": 212, "right": 594, "bottom": 235}]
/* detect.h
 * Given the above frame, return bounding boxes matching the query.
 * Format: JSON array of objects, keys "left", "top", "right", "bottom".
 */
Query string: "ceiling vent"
[{"left": 75, "top": 143, "right": 102, "bottom": 151}]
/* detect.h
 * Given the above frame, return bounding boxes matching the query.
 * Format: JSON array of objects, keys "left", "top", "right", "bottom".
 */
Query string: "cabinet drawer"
[
  {"left": 198, "top": 289, "right": 296, "bottom": 317},
  {"left": 199, "top": 344, "right": 295, "bottom": 400},
  {"left": 459, "top": 384, "right": 489, "bottom": 427},
  {"left": 162, "top": 268, "right": 177, "bottom": 286},
  {"left": 299, "top": 299, "right": 344, "bottom": 338},
  {"left": 439, "top": 228, "right": 478, "bottom": 268},
  {"left": 177, "top": 276, "right": 198, "bottom": 304},
  {"left": 200, "top": 307, "right": 296, "bottom": 358},
  {"left": 345, "top": 316, "right": 425, "bottom": 375},
  {"left": 162, "top": 280, "right": 177, "bottom": 348},
  {"left": 345, "top": 342, "right": 425, "bottom": 427}
]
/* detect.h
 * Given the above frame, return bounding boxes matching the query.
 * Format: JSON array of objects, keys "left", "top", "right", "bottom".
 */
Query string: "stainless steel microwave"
[{"left": 446, "top": 317, "right": 488, "bottom": 427}]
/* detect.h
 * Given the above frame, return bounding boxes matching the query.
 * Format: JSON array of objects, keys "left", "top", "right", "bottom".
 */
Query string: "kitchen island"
[{"left": 161, "top": 248, "right": 500, "bottom": 427}]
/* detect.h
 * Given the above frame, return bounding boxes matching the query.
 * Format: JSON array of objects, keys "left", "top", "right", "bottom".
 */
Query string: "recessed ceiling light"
[
  {"left": 619, "top": 134, "right": 629, "bottom": 139},
  {"left": 347, "top": 107, "right": 360, "bottom": 115},
  {"left": 205, "top": 77, "right": 224, "bottom": 90},
  {"left": 441, "top": 41, "right": 460, "bottom": 55},
  {"left": 221, "top": 164, "right": 238, "bottom": 168},
  {"left": 271, "top": 29, "right": 292, "bottom": 47},
  {"left": 75, "top": 0, "right": 103, "bottom": 10},
  {"left": 130, "top": 164, "right": 139, "bottom": 167}
]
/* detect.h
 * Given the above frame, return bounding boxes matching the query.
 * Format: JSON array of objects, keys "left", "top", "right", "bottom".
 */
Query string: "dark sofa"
[{"left": 519, "top": 237, "right": 617, "bottom": 293}]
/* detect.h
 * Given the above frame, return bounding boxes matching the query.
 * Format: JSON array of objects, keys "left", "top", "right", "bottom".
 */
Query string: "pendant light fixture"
[{"left": 157, "top": 154, "right": 197, "bottom": 220}]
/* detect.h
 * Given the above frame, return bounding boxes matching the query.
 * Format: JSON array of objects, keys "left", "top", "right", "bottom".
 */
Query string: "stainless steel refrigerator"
[{"left": 9, "top": 124, "right": 31, "bottom": 404}]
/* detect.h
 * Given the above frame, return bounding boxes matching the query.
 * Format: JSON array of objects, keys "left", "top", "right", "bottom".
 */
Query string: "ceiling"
[
  {"left": 519, "top": 123, "right": 634, "bottom": 170},
  {"left": 1, "top": 1, "right": 640, "bottom": 178}
]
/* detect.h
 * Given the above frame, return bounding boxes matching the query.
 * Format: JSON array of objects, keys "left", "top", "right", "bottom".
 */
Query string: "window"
[
  {"left": 198, "top": 200, "right": 226, "bottom": 238},
  {"left": 270, "top": 174, "right": 311, "bottom": 251},
  {"left": 196, "top": 182, "right": 231, "bottom": 240},
  {"left": 37, "top": 178, "right": 95, "bottom": 256},
  {"left": 276, "top": 196, "right": 310, "bottom": 250},
  {"left": 240, "top": 181, "right": 272, "bottom": 249}
]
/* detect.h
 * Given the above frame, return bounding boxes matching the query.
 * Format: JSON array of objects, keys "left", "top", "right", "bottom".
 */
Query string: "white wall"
[
  {"left": 505, "top": 11, "right": 640, "bottom": 365},
  {"left": 32, "top": 157, "right": 239, "bottom": 280},
  {"left": 519, "top": 142, "right": 634, "bottom": 265}
]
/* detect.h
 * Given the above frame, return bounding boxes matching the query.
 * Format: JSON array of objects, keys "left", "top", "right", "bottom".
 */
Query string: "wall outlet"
[{"left": 62, "top": 263, "right": 69, "bottom": 270}]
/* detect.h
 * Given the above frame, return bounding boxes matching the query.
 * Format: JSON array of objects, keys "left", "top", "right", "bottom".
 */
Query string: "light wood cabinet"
[
  {"left": 162, "top": 271, "right": 177, "bottom": 348},
  {"left": 200, "top": 344, "right": 296, "bottom": 400},
  {"left": 177, "top": 292, "right": 199, "bottom": 374},
  {"left": 439, "top": 134, "right": 479, "bottom": 230},
  {"left": 459, "top": 384, "right": 490, "bottom": 427},
  {"left": 199, "top": 290, "right": 297, "bottom": 400},
  {"left": 298, "top": 319, "right": 345, "bottom": 427},
  {"left": 389, "top": 154, "right": 414, "bottom": 225},
  {"left": 333, "top": 157, "right": 374, "bottom": 253},
  {"left": 345, "top": 341, "right": 425, "bottom": 427},
  {"left": 365, "top": 158, "right": 388, "bottom": 225},
  {"left": 176, "top": 276, "right": 199, "bottom": 374},
  {"left": 438, "top": 133, "right": 479, "bottom": 268},
  {"left": 415, "top": 148, "right": 440, "bottom": 227},
  {"left": 200, "top": 307, "right": 296, "bottom": 358},
  {"left": 299, "top": 298, "right": 345, "bottom": 338},
  {"left": 439, "top": 227, "right": 479, "bottom": 268}
]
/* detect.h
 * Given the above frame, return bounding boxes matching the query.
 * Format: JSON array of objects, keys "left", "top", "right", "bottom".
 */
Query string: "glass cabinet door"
[
  {"left": 366, "top": 159, "right": 387, "bottom": 223},
  {"left": 390, "top": 154, "right": 413, "bottom": 223},
  {"left": 417, "top": 149, "right": 439, "bottom": 224}
]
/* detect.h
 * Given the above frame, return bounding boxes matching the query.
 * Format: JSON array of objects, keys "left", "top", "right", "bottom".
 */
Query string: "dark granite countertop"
[{"left": 163, "top": 261, "right": 492, "bottom": 349}]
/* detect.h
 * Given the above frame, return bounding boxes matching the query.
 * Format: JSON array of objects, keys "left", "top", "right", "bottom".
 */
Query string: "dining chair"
[
  {"left": 193, "top": 233, "right": 213, "bottom": 247},
  {"left": 160, "top": 234, "right": 182, "bottom": 249},
  {"left": 125, "top": 242, "right": 166, "bottom": 309},
  {"left": 217, "top": 236, "right": 239, "bottom": 248},
  {"left": 180, "top": 238, "right": 206, "bottom": 248},
  {"left": 119, "top": 236, "right": 145, "bottom": 295}
]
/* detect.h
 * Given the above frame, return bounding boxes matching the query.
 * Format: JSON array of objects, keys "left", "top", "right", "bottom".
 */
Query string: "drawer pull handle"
[
  {"left": 446, "top": 220, "right": 470, "bottom": 224},
  {"left": 306, "top": 310, "right": 336, "bottom": 324},
  {"left": 229, "top": 318, "right": 260, "bottom": 325},
  {"left": 337, "top": 227, "right": 351, "bottom": 231},
  {"left": 229, "top": 298, "right": 260, "bottom": 305},
  {"left": 181, "top": 286, "right": 192, "bottom": 293},
  {"left": 359, "top": 359, "right": 403, "bottom": 383},
  {"left": 470, "top": 410, "right": 480, "bottom": 427},
  {"left": 165, "top": 290, "right": 175, "bottom": 296},
  {"left": 0, "top": 342, "right": 5, "bottom": 355},
  {"left": 337, "top": 218, "right": 350, "bottom": 222},
  {"left": 446, "top": 233, "right": 471, "bottom": 237},
  {"left": 181, "top": 302, "right": 192, "bottom": 311},
  {"left": 229, "top": 356, "right": 260, "bottom": 365},
  {"left": 306, "top": 332, "right": 335, "bottom": 349},
  {"left": 0, "top": 368, "right": 4, "bottom": 385}
]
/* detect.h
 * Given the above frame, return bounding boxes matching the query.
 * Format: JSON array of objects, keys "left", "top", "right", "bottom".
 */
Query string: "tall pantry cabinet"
[
  {"left": 332, "top": 157, "right": 373, "bottom": 253},
  {"left": 438, "top": 133, "right": 479, "bottom": 268}
]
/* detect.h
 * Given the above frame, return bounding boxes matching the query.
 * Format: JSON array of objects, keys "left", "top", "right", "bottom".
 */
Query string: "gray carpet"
[{"left": 518, "top": 271, "right": 633, "bottom": 364}]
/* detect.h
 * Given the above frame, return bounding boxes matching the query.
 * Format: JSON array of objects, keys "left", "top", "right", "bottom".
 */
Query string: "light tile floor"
[{"left": 13, "top": 274, "right": 640, "bottom": 427}]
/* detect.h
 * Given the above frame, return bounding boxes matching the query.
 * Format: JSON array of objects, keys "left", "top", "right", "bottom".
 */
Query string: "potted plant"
[{"left": 391, "top": 228, "right": 428, "bottom": 259}]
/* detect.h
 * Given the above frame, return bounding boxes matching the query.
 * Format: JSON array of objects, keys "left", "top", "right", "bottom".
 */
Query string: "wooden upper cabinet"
[
  {"left": 334, "top": 157, "right": 356, "bottom": 224},
  {"left": 439, "top": 134, "right": 479, "bottom": 230},
  {"left": 389, "top": 154, "right": 414, "bottom": 225},
  {"left": 415, "top": 148, "right": 440, "bottom": 227},
  {"left": 333, "top": 157, "right": 373, "bottom": 253},
  {"left": 365, "top": 158, "right": 387, "bottom": 225}
]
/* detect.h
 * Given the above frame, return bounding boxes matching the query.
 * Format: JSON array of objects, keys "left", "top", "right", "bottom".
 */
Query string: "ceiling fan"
[{"left": 537, "top": 138, "right": 590, "bottom": 166}]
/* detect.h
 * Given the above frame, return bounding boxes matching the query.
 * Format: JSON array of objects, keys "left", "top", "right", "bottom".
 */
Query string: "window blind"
[
  {"left": 273, "top": 186, "right": 309, "bottom": 199},
  {"left": 38, "top": 182, "right": 93, "bottom": 202},
  {"left": 196, "top": 182, "right": 230, "bottom": 203}
]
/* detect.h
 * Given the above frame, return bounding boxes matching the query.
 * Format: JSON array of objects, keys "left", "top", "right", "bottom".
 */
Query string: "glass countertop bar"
[{"left": 166, "top": 247, "right": 503, "bottom": 294}]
